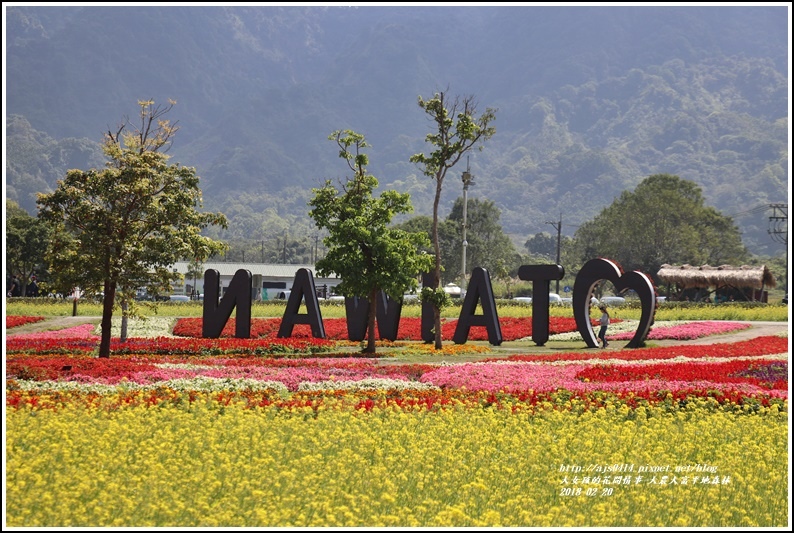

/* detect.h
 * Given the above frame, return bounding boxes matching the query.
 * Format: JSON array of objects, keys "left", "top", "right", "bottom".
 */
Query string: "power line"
[
  {"left": 767, "top": 203, "right": 787, "bottom": 245},
  {"left": 727, "top": 204, "right": 772, "bottom": 219}
]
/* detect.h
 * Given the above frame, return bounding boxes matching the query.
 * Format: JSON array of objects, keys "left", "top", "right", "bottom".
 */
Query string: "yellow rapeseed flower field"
[{"left": 6, "top": 397, "right": 788, "bottom": 527}]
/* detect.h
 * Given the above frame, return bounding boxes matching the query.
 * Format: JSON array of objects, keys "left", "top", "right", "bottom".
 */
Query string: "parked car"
[
  {"left": 513, "top": 294, "right": 564, "bottom": 305},
  {"left": 599, "top": 296, "right": 626, "bottom": 307},
  {"left": 565, "top": 297, "right": 600, "bottom": 306},
  {"left": 443, "top": 283, "right": 462, "bottom": 298},
  {"left": 169, "top": 295, "right": 190, "bottom": 302}
]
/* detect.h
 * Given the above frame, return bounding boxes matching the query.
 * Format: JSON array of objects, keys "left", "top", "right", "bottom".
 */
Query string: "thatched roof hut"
[{"left": 656, "top": 264, "right": 776, "bottom": 290}]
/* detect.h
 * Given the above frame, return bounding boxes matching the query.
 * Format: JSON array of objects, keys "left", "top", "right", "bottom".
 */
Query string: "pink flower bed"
[
  {"left": 610, "top": 321, "right": 751, "bottom": 341},
  {"left": 416, "top": 336, "right": 788, "bottom": 399},
  {"left": 7, "top": 355, "right": 435, "bottom": 391},
  {"left": 7, "top": 336, "right": 787, "bottom": 400},
  {"left": 103, "top": 360, "right": 420, "bottom": 390},
  {"left": 418, "top": 359, "right": 787, "bottom": 398}
]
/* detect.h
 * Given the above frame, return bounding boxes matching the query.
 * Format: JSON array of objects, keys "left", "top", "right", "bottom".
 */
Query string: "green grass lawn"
[{"left": 5, "top": 298, "right": 789, "bottom": 322}]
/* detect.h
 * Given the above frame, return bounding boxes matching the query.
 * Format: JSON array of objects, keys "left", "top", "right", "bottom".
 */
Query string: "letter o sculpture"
[{"left": 573, "top": 258, "right": 656, "bottom": 348}]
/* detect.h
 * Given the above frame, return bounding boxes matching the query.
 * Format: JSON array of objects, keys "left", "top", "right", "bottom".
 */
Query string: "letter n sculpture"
[{"left": 202, "top": 269, "right": 252, "bottom": 338}]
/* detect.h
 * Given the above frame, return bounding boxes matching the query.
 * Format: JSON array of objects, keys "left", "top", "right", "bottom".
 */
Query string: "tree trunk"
[
  {"left": 364, "top": 287, "right": 378, "bottom": 354},
  {"left": 432, "top": 176, "right": 444, "bottom": 350},
  {"left": 99, "top": 280, "right": 117, "bottom": 358}
]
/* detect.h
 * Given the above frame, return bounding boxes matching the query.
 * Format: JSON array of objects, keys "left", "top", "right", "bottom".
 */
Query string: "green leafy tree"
[
  {"left": 37, "top": 100, "right": 228, "bottom": 357},
  {"left": 444, "top": 197, "right": 517, "bottom": 285},
  {"left": 572, "top": 173, "right": 748, "bottom": 283},
  {"left": 6, "top": 199, "right": 51, "bottom": 296},
  {"left": 525, "top": 232, "right": 558, "bottom": 259},
  {"left": 309, "top": 130, "right": 433, "bottom": 354},
  {"left": 410, "top": 90, "right": 496, "bottom": 348},
  {"left": 186, "top": 256, "right": 205, "bottom": 300},
  {"left": 392, "top": 215, "right": 457, "bottom": 282}
]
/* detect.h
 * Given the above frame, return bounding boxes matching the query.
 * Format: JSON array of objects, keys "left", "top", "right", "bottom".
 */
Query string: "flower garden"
[{"left": 5, "top": 310, "right": 790, "bottom": 527}]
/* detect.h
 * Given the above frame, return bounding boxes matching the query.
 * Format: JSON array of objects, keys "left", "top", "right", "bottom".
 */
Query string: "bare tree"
[{"left": 410, "top": 90, "right": 496, "bottom": 349}]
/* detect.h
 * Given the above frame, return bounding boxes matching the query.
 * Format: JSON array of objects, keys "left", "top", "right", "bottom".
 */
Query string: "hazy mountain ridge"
[{"left": 5, "top": 5, "right": 789, "bottom": 256}]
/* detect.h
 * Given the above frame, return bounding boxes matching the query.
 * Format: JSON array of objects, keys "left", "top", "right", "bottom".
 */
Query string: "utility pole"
[
  {"left": 768, "top": 203, "right": 788, "bottom": 296},
  {"left": 461, "top": 158, "right": 474, "bottom": 292},
  {"left": 768, "top": 204, "right": 788, "bottom": 245},
  {"left": 545, "top": 213, "right": 563, "bottom": 294}
]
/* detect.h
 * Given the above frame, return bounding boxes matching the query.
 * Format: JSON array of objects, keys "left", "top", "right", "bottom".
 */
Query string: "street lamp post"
[
  {"left": 545, "top": 213, "right": 563, "bottom": 294},
  {"left": 461, "top": 167, "right": 474, "bottom": 292}
]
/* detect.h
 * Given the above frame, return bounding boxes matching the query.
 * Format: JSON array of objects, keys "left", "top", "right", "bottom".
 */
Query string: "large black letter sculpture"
[
  {"left": 453, "top": 267, "right": 503, "bottom": 346},
  {"left": 573, "top": 258, "right": 656, "bottom": 348},
  {"left": 518, "top": 264, "right": 565, "bottom": 346},
  {"left": 345, "top": 292, "right": 403, "bottom": 342},
  {"left": 202, "top": 269, "right": 252, "bottom": 338},
  {"left": 277, "top": 268, "right": 326, "bottom": 339}
]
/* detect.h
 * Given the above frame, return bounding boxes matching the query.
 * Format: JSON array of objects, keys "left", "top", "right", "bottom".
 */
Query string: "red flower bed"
[
  {"left": 441, "top": 316, "right": 596, "bottom": 341},
  {"left": 173, "top": 317, "right": 358, "bottom": 340},
  {"left": 6, "top": 316, "right": 46, "bottom": 329},
  {"left": 6, "top": 384, "right": 784, "bottom": 413},
  {"left": 172, "top": 316, "right": 587, "bottom": 342},
  {"left": 7, "top": 355, "right": 160, "bottom": 381},
  {"left": 172, "top": 317, "right": 282, "bottom": 338},
  {"left": 5, "top": 335, "right": 337, "bottom": 356},
  {"left": 576, "top": 359, "right": 787, "bottom": 390},
  {"left": 6, "top": 354, "right": 440, "bottom": 383}
]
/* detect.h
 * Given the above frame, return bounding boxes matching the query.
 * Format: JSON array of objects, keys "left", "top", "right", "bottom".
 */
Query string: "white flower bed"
[
  {"left": 298, "top": 378, "right": 440, "bottom": 392},
  {"left": 13, "top": 376, "right": 289, "bottom": 394},
  {"left": 94, "top": 316, "right": 178, "bottom": 338}
]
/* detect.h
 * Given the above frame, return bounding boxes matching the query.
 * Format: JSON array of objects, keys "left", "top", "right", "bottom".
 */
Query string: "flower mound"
[{"left": 4, "top": 317, "right": 789, "bottom": 528}]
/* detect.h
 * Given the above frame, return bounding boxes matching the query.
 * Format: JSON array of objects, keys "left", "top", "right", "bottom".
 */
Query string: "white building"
[{"left": 172, "top": 261, "right": 342, "bottom": 300}]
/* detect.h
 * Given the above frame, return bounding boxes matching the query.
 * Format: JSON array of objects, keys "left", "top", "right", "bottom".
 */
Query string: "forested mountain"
[{"left": 5, "top": 5, "right": 789, "bottom": 258}]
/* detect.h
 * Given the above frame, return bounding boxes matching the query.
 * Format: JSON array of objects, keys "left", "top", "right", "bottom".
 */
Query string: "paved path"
[
  {"left": 650, "top": 321, "right": 789, "bottom": 346},
  {"left": 6, "top": 315, "right": 100, "bottom": 335}
]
